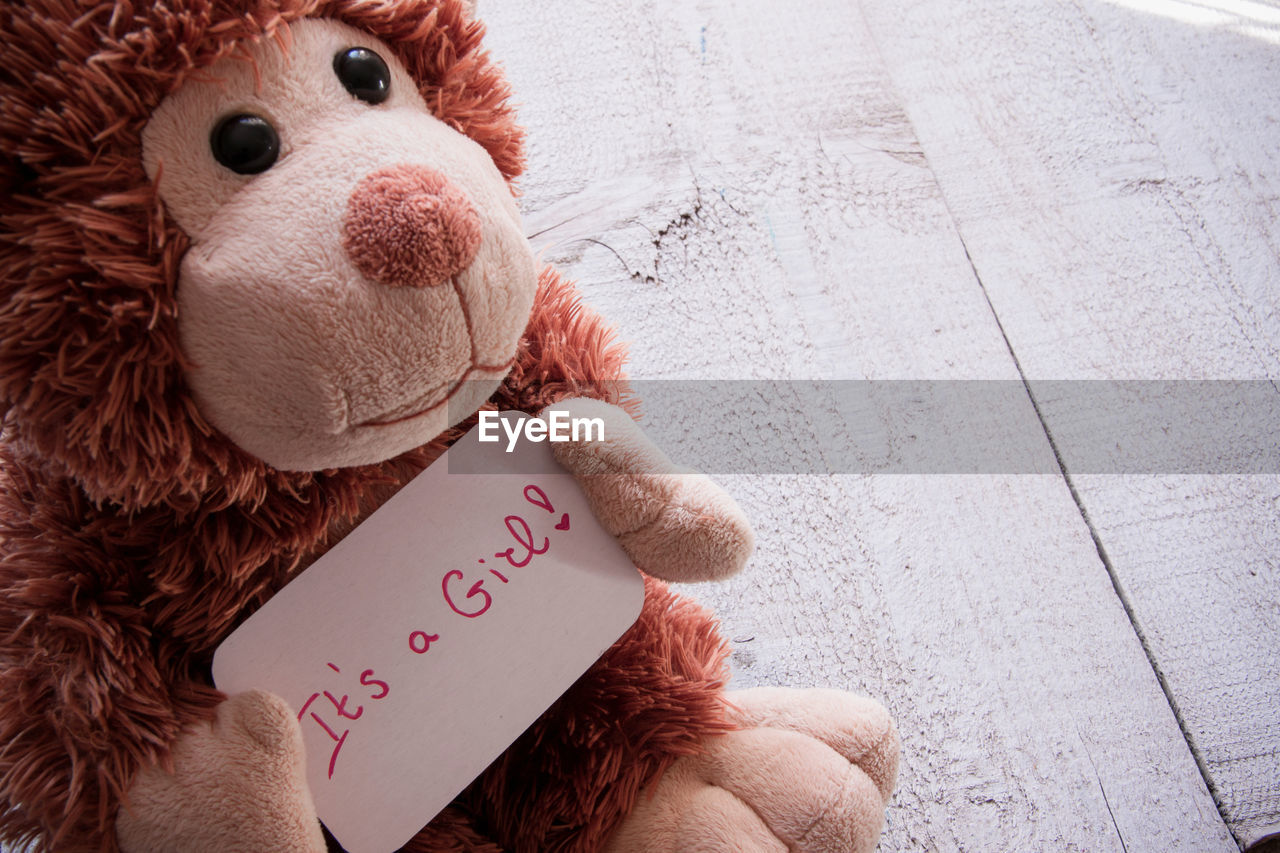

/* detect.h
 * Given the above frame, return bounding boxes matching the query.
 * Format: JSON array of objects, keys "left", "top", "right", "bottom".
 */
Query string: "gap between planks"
[{"left": 852, "top": 3, "right": 1247, "bottom": 845}]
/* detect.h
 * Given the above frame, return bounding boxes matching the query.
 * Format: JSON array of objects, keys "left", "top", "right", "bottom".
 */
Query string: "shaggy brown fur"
[
  {"left": 0, "top": 2, "right": 733, "bottom": 851},
  {"left": 0, "top": 0, "right": 523, "bottom": 513}
]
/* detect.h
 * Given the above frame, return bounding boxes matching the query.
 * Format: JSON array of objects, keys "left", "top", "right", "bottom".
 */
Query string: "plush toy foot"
[
  {"left": 602, "top": 687, "right": 899, "bottom": 853},
  {"left": 116, "top": 690, "right": 325, "bottom": 853},
  {"left": 546, "top": 397, "right": 754, "bottom": 583}
]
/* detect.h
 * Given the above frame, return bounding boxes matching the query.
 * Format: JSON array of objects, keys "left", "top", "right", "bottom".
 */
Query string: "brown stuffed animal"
[{"left": 0, "top": 2, "right": 899, "bottom": 851}]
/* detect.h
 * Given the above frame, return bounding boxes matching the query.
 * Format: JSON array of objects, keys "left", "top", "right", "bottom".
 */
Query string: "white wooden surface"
[
  {"left": 857, "top": 0, "right": 1280, "bottom": 845},
  {"left": 482, "top": 0, "right": 1276, "bottom": 850},
  {"left": 8, "top": 4, "right": 1275, "bottom": 853}
]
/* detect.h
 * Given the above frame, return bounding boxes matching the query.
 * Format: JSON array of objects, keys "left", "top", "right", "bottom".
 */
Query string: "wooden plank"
[
  {"left": 2, "top": 4, "right": 1251, "bottom": 852},
  {"left": 859, "top": 0, "right": 1280, "bottom": 845},
  {"left": 482, "top": 0, "right": 1236, "bottom": 849}
]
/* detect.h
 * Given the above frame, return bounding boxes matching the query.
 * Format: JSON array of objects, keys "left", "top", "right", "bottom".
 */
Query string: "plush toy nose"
[{"left": 343, "top": 164, "right": 483, "bottom": 288}]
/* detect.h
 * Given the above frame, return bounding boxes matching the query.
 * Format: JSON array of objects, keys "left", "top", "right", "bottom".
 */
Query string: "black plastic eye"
[
  {"left": 334, "top": 47, "right": 391, "bottom": 105},
  {"left": 210, "top": 114, "right": 279, "bottom": 175}
]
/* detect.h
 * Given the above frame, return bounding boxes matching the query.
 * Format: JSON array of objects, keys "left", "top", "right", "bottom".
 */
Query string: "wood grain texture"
[
  {"left": 482, "top": 0, "right": 1237, "bottom": 850},
  {"left": 5, "top": 3, "right": 1268, "bottom": 853},
  {"left": 858, "top": 0, "right": 1280, "bottom": 845}
]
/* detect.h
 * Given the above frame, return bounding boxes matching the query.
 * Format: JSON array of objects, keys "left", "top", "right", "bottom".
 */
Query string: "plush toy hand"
[
  {"left": 602, "top": 687, "right": 899, "bottom": 853},
  {"left": 545, "top": 397, "right": 754, "bottom": 582},
  {"left": 116, "top": 690, "right": 325, "bottom": 853}
]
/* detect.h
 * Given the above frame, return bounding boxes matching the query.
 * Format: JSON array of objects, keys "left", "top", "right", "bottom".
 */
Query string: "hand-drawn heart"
[{"left": 555, "top": 513, "right": 570, "bottom": 531}]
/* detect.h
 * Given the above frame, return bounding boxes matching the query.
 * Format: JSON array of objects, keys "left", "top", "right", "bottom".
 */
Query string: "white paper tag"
[{"left": 212, "top": 417, "right": 644, "bottom": 853}]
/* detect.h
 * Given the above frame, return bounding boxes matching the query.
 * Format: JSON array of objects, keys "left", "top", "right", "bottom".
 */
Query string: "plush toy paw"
[
  {"left": 546, "top": 397, "right": 754, "bottom": 583},
  {"left": 602, "top": 687, "right": 899, "bottom": 853},
  {"left": 116, "top": 690, "right": 325, "bottom": 853}
]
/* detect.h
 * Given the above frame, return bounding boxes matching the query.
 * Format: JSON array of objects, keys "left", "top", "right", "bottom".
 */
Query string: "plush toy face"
[{"left": 141, "top": 18, "right": 537, "bottom": 471}]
